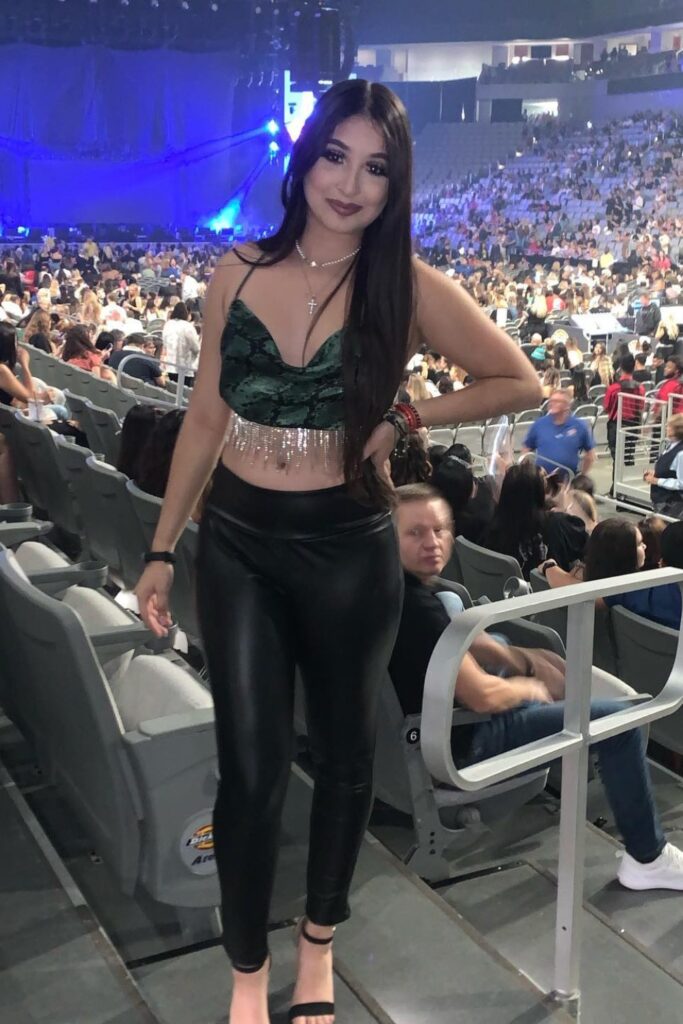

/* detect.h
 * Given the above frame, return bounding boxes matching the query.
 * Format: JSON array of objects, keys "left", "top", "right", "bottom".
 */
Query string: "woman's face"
[
  {"left": 635, "top": 529, "right": 646, "bottom": 570},
  {"left": 303, "top": 115, "right": 389, "bottom": 239}
]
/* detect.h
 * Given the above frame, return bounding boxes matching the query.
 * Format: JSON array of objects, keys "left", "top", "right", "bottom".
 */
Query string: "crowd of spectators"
[{"left": 479, "top": 45, "right": 682, "bottom": 87}]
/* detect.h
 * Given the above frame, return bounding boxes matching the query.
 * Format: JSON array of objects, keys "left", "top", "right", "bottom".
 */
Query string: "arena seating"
[{"left": 0, "top": 545, "right": 218, "bottom": 907}]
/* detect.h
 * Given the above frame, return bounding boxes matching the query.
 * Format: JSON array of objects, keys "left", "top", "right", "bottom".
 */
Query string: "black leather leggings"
[{"left": 196, "top": 462, "right": 404, "bottom": 969}]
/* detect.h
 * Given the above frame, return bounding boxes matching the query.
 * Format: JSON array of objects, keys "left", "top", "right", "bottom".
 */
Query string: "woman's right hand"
[{"left": 135, "top": 561, "right": 174, "bottom": 637}]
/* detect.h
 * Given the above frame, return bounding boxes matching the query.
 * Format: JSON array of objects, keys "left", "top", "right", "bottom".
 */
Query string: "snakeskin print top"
[{"left": 219, "top": 298, "right": 345, "bottom": 430}]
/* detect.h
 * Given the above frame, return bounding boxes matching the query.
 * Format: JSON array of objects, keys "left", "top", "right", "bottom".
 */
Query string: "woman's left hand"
[{"left": 363, "top": 420, "right": 397, "bottom": 488}]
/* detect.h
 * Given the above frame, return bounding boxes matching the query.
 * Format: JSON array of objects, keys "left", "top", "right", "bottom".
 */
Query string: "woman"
[
  {"left": 432, "top": 452, "right": 497, "bottom": 544},
  {"left": 541, "top": 517, "right": 646, "bottom": 598},
  {"left": 565, "top": 337, "right": 585, "bottom": 369},
  {"left": 81, "top": 288, "right": 103, "bottom": 326},
  {"left": 125, "top": 283, "right": 145, "bottom": 318},
  {"left": 23, "top": 309, "right": 54, "bottom": 350},
  {"left": 643, "top": 413, "right": 683, "bottom": 518},
  {"left": 134, "top": 80, "right": 539, "bottom": 1024},
  {"left": 0, "top": 323, "right": 70, "bottom": 465},
  {"left": 484, "top": 461, "right": 586, "bottom": 579},
  {"left": 405, "top": 371, "right": 431, "bottom": 403},
  {"left": 637, "top": 515, "right": 667, "bottom": 571},
  {"left": 590, "top": 341, "right": 613, "bottom": 387},
  {"left": 655, "top": 314, "right": 680, "bottom": 348},
  {"left": 541, "top": 366, "right": 562, "bottom": 398},
  {"left": 61, "top": 325, "right": 116, "bottom": 383},
  {"left": 161, "top": 300, "right": 200, "bottom": 380}
]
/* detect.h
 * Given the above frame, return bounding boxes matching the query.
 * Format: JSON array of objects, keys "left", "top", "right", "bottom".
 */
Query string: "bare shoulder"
[{"left": 208, "top": 243, "right": 264, "bottom": 314}]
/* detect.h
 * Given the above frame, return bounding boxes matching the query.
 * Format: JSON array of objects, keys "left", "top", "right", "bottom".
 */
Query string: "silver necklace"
[
  {"left": 295, "top": 239, "right": 360, "bottom": 270},
  {"left": 298, "top": 261, "right": 319, "bottom": 318}
]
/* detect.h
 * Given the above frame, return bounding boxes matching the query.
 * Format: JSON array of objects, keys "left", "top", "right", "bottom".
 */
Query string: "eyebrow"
[{"left": 327, "top": 137, "right": 388, "bottom": 160}]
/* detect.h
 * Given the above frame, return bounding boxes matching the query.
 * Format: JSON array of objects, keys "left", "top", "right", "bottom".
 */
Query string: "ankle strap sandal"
[{"left": 289, "top": 919, "right": 335, "bottom": 1023}]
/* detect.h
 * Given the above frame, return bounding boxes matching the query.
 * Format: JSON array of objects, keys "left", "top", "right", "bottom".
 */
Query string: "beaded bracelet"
[{"left": 383, "top": 401, "right": 423, "bottom": 436}]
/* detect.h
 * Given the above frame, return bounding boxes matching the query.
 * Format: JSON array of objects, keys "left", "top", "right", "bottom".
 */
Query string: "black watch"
[
  {"left": 143, "top": 550, "right": 177, "bottom": 565},
  {"left": 541, "top": 560, "right": 557, "bottom": 578}
]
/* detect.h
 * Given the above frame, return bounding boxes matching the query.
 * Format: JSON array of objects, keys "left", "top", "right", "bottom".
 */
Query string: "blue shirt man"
[{"left": 523, "top": 389, "right": 596, "bottom": 475}]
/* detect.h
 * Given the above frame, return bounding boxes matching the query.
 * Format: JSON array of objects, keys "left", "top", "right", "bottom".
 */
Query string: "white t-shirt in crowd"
[
  {"left": 162, "top": 318, "right": 200, "bottom": 372},
  {"left": 181, "top": 275, "right": 199, "bottom": 302}
]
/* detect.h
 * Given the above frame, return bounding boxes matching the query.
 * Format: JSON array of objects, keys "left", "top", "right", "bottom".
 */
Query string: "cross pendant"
[{"left": 307, "top": 296, "right": 318, "bottom": 316}]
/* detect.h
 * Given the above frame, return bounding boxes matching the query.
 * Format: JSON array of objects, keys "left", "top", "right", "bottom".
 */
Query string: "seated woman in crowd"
[
  {"left": 541, "top": 365, "right": 562, "bottom": 398},
  {"left": 61, "top": 325, "right": 117, "bottom": 384},
  {"left": 116, "top": 404, "right": 164, "bottom": 481},
  {"left": 483, "top": 461, "right": 587, "bottom": 578},
  {"left": 80, "top": 288, "right": 102, "bottom": 325},
  {"left": 405, "top": 372, "right": 432, "bottom": 403},
  {"left": 432, "top": 450, "right": 497, "bottom": 545},
  {"left": 637, "top": 515, "right": 667, "bottom": 571},
  {"left": 541, "top": 516, "right": 644, "bottom": 592},
  {"left": 134, "top": 408, "right": 207, "bottom": 521}
]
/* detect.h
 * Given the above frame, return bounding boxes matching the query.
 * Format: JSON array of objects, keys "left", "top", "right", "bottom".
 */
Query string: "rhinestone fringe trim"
[{"left": 224, "top": 411, "right": 345, "bottom": 473}]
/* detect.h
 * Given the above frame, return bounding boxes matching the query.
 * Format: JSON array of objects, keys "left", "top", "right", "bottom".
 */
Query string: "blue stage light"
[
  {"left": 268, "top": 140, "right": 280, "bottom": 155},
  {"left": 207, "top": 197, "right": 242, "bottom": 233},
  {"left": 266, "top": 119, "right": 280, "bottom": 136}
]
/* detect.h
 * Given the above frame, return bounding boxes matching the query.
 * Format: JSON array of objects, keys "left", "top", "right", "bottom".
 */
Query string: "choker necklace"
[{"left": 295, "top": 239, "right": 360, "bottom": 269}]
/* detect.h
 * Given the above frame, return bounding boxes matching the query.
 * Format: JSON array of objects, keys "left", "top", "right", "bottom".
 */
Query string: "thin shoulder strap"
[{"left": 233, "top": 251, "right": 266, "bottom": 303}]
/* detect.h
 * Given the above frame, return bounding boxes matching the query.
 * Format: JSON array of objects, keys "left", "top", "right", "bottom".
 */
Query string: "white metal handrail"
[{"left": 420, "top": 566, "right": 683, "bottom": 1010}]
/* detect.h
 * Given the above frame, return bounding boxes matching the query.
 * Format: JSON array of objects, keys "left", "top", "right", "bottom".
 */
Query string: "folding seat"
[
  {"left": 454, "top": 536, "right": 523, "bottom": 602},
  {"left": 126, "top": 480, "right": 201, "bottom": 642},
  {"left": 11, "top": 414, "right": 82, "bottom": 539},
  {"left": 83, "top": 456, "right": 148, "bottom": 589},
  {"left": 428, "top": 428, "right": 455, "bottom": 447},
  {"left": 0, "top": 547, "right": 218, "bottom": 908},
  {"left": 612, "top": 606, "right": 681, "bottom": 754},
  {"left": 78, "top": 400, "right": 121, "bottom": 465}
]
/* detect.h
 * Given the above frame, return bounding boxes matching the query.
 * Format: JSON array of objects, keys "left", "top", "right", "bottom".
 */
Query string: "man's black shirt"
[{"left": 388, "top": 571, "right": 475, "bottom": 759}]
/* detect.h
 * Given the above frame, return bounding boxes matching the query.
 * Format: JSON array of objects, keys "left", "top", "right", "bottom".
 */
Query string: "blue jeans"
[{"left": 464, "top": 700, "right": 665, "bottom": 863}]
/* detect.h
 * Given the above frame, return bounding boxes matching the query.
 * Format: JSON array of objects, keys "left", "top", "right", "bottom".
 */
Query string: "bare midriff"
[
  {"left": 220, "top": 447, "right": 345, "bottom": 491},
  {"left": 220, "top": 408, "right": 346, "bottom": 491}
]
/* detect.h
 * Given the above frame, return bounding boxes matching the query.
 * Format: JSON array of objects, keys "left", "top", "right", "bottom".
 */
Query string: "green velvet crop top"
[{"left": 219, "top": 296, "right": 345, "bottom": 431}]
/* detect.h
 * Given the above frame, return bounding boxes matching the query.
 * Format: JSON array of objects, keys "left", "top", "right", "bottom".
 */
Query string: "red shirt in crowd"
[
  {"left": 66, "top": 351, "right": 102, "bottom": 373},
  {"left": 604, "top": 374, "right": 645, "bottom": 422},
  {"left": 656, "top": 375, "right": 683, "bottom": 405}
]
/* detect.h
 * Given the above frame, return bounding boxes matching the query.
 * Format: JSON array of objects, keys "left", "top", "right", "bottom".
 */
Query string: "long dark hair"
[
  {"left": 238, "top": 79, "right": 415, "bottom": 504},
  {"left": 583, "top": 518, "right": 640, "bottom": 581},
  {"left": 62, "top": 324, "right": 98, "bottom": 362},
  {"left": 487, "top": 462, "right": 547, "bottom": 553},
  {"left": 0, "top": 322, "right": 17, "bottom": 368},
  {"left": 135, "top": 409, "right": 185, "bottom": 497},
  {"left": 116, "top": 404, "right": 164, "bottom": 480}
]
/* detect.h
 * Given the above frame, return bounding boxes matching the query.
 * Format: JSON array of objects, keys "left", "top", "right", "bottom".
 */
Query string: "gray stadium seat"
[
  {"left": 83, "top": 456, "right": 148, "bottom": 588},
  {"left": 453, "top": 424, "right": 484, "bottom": 455},
  {"left": 126, "top": 480, "right": 201, "bottom": 641},
  {"left": 0, "top": 546, "right": 219, "bottom": 908},
  {"left": 511, "top": 408, "right": 541, "bottom": 453},
  {"left": 428, "top": 428, "right": 455, "bottom": 447},
  {"left": 454, "top": 536, "right": 523, "bottom": 602},
  {"left": 81, "top": 401, "right": 121, "bottom": 465},
  {"left": 11, "top": 414, "right": 81, "bottom": 537},
  {"left": 612, "top": 605, "right": 682, "bottom": 754},
  {"left": 529, "top": 568, "right": 618, "bottom": 675}
]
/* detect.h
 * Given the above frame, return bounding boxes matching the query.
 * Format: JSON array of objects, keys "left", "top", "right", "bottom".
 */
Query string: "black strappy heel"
[{"left": 289, "top": 919, "right": 335, "bottom": 1023}]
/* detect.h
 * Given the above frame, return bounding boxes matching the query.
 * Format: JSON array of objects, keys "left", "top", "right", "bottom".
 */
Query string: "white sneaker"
[{"left": 618, "top": 842, "right": 683, "bottom": 891}]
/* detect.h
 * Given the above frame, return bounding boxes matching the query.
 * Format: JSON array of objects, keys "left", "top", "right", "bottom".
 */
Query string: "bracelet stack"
[{"left": 383, "top": 401, "right": 423, "bottom": 439}]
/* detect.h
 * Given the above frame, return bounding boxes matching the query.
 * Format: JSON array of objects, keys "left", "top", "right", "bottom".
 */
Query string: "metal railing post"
[{"left": 552, "top": 598, "right": 595, "bottom": 1017}]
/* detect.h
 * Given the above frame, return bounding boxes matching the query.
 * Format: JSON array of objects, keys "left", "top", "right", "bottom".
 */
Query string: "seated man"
[
  {"left": 108, "top": 332, "right": 167, "bottom": 388},
  {"left": 389, "top": 483, "right": 683, "bottom": 891}
]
